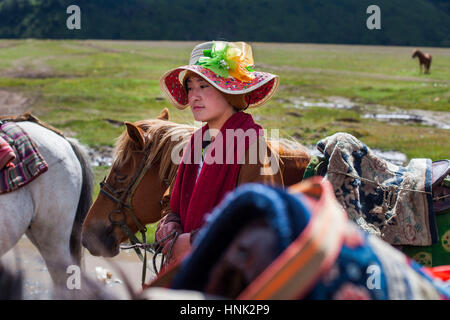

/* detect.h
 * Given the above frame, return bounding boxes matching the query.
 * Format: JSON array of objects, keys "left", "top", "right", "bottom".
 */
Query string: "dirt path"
[
  {"left": 0, "top": 235, "right": 157, "bottom": 299},
  {"left": 286, "top": 96, "right": 450, "bottom": 130},
  {"left": 0, "top": 90, "right": 34, "bottom": 116},
  {"left": 0, "top": 52, "right": 79, "bottom": 79}
]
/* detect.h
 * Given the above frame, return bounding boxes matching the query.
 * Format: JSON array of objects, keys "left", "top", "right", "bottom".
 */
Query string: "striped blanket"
[{"left": 0, "top": 121, "right": 48, "bottom": 194}]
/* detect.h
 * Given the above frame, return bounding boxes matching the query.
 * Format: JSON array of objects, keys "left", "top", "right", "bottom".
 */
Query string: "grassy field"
[
  {"left": 0, "top": 40, "right": 449, "bottom": 203},
  {"left": 0, "top": 39, "right": 448, "bottom": 241}
]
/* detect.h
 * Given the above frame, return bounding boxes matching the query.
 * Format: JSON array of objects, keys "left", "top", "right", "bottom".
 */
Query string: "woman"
[
  {"left": 156, "top": 40, "right": 450, "bottom": 267},
  {"left": 156, "top": 41, "right": 284, "bottom": 263}
]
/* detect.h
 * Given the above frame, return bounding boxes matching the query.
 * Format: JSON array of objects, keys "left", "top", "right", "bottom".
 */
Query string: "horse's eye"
[{"left": 115, "top": 174, "right": 128, "bottom": 183}]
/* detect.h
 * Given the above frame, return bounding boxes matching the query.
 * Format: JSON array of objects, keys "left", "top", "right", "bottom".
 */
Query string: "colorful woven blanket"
[
  {"left": 317, "top": 132, "right": 437, "bottom": 247},
  {"left": 169, "top": 179, "right": 450, "bottom": 300},
  {"left": 0, "top": 121, "right": 48, "bottom": 194},
  {"left": 402, "top": 212, "right": 450, "bottom": 267}
]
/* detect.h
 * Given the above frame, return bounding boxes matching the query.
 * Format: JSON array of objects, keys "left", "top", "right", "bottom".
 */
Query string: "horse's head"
[
  {"left": 82, "top": 109, "right": 183, "bottom": 257},
  {"left": 412, "top": 49, "right": 419, "bottom": 58}
]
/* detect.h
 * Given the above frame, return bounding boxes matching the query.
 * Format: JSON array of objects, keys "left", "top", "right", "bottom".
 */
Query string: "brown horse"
[
  {"left": 82, "top": 108, "right": 311, "bottom": 258},
  {"left": 412, "top": 49, "right": 432, "bottom": 74}
]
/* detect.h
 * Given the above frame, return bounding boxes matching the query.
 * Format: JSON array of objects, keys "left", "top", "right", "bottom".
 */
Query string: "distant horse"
[
  {"left": 0, "top": 116, "right": 93, "bottom": 289},
  {"left": 412, "top": 49, "right": 432, "bottom": 74},
  {"left": 81, "top": 108, "right": 310, "bottom": 259}
]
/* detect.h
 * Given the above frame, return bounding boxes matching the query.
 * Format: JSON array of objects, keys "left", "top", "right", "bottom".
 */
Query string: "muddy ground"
[
  {"left": 0, "top": 90, "right": 35, "bottom": 116},
  {"left": 0, "top": 235, "right": 157, "bottom": 300},
  {"left": 2, "top": 89, "right": 449, "bottom": 130}
]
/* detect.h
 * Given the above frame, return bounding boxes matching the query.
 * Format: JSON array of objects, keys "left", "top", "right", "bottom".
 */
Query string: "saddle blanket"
[
  {"left": 0, "top": 121, "right": 48, "bottom": 194},
  {"left": 317, "top": 133, "right": 437, "bottom": 246}
]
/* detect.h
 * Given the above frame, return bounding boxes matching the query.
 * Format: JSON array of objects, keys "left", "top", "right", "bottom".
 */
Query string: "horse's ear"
[
  {"left": 125, "top": 122, "right": 145, "bottom": 150},
  {"left": 157, "top": 108, "right": 170, "bottom": 121}
]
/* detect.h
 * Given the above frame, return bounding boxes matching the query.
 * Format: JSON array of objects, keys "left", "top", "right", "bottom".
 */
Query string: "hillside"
[{"left": 0, "top": 0, "right": 449, "bottom": 46}]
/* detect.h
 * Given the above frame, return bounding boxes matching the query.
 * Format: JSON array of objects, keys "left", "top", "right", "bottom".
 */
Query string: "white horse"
[{"left": 0, "top": 120, "right": 93, "bottom": 290}]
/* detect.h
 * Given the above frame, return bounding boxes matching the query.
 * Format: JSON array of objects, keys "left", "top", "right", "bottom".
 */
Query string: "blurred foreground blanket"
[{"left": 164, "top": 178, "right": 449, "bottom": 300}]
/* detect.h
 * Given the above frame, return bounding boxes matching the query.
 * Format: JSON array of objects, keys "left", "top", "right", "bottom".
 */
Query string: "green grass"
[
  {"left": 1, "top": 39, "right": 448, "bottom": 242},
  {"left": 0, "top": 41, "right": 448, "bottom": 155},
  {"left": 1, "top": 41, "right": 449, "bottom": 181},
  {"left": 0, "top": 40, "right": 448, "bottom": 153}
]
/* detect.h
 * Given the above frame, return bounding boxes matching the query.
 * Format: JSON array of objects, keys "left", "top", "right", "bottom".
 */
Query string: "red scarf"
[{"left": 170, "top": 112, "right": 263, "bottom": 233}]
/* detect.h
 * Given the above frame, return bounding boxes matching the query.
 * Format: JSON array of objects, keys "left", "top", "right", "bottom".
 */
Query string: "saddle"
[{"left": 0, "top": 119, "right": 48, "bottom": 194}]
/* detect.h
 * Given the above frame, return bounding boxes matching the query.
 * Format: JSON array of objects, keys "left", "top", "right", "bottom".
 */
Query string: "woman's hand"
[
  {"left": 162, "top": 233, "right": 191, "bottom": 265},
  {"left": 155, "top": 221, "right": 182, "bottom": 246},
  {"left": 155, "top": 212, "right": 182, "bottom": 245}
]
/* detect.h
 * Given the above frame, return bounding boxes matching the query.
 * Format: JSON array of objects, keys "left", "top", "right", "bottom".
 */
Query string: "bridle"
[{"left": 99, "top": 144, "right": 176, "bottom": 287}]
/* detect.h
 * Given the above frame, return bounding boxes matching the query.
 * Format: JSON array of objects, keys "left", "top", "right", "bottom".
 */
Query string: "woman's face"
[{"left": 186, "top": 76, "right": 235, "bottom": 125}]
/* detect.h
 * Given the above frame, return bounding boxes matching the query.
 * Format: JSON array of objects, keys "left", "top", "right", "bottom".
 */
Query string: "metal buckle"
[{"left": 108, "top": 209, "right": 127, "bottom": 226}]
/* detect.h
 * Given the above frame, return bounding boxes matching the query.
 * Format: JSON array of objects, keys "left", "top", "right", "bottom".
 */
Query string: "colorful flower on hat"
[{"left": 195, "top": 41, "right": 256, "bottom": 83}]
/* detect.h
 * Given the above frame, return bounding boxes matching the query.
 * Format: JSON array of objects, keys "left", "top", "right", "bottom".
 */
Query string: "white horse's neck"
[{"left": 0, "top": 121, "right": 84, "bottom": 289}]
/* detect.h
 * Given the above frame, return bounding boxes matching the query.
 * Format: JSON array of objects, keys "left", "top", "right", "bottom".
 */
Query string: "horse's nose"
[
  {"left": 81, "top": 231, "right": 98, "bottom": 255},
  {"left": 81, "top": 224, "right": 120, "bottom": 257},
  {"left": 81, "top": 233, "right": 90, "bottom": 250}
]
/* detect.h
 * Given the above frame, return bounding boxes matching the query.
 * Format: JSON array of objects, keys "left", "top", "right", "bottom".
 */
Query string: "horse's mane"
[
  {"left": 114, "top": 118, "right": 309, "bottom": 185},
  {"left": 114, "top": 119, "right": 196, "bottom": 186},
  {"left": 412, "top": 48, "right": 425, "bottom": 57}
]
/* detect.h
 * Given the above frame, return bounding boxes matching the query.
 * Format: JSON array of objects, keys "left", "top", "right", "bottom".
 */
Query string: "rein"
[{"left": 99, "top": 145, "right": 177, "bottom": 287}]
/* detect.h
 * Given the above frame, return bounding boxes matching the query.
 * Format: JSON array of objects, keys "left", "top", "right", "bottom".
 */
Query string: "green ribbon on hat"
[
  {"left": 196, "top": 41, "right": 230, "bottom": 78},
  {"left": 195, "top": 41, "right": 255, "bottom": 82}
]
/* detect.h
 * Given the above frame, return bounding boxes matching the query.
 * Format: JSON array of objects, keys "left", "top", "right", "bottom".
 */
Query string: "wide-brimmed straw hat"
[{"left": 160, "top": 41, "right": 279, "bottom": 110}]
